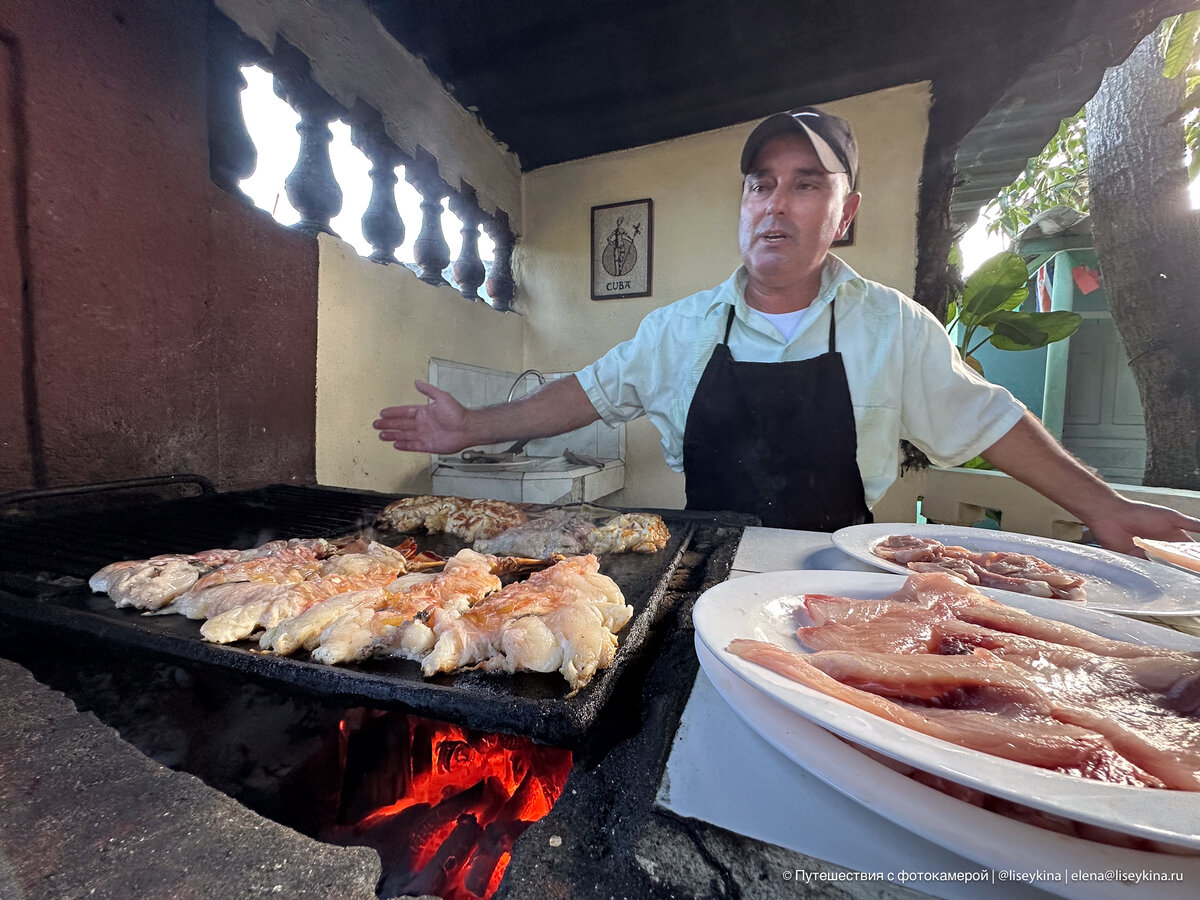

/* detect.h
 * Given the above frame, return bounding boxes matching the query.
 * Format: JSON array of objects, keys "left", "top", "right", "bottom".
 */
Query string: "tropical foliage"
[
  {"left": 1160, "top": 10, "right": 1200, "bottom": 177},
  {"left": 983, "top": 13, "right": 1200, "bottom": 244},
  {"left": 982, "top": 113, "right": 1089, "bottom": 242},
  {"left": 944, "top": 251, "right": 1082, "bottom": 374}
]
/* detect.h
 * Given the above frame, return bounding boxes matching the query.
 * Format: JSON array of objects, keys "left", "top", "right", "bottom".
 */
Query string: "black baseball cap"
[{"left": 740, "top": 106, "right": 859, "bottom": 190}]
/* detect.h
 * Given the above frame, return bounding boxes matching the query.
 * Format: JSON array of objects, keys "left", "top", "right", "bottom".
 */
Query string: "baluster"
[
  {"left": 484, "top": 210, "right": 517, "bottom": 312},
  {"left": 347, "top": 102, "right": 407, "bottom": 264},
  {"left": 206, "top": 9, "right": 264, "bottom": 200},
  {"left": 270, "top": 43, "right": 345, "bottom": 237},
  {"left": 448, "top": 184, "right": 486, "bottom": 301},
  {"left": 404, "top": 148, "right": 451, "bottom": 286}
]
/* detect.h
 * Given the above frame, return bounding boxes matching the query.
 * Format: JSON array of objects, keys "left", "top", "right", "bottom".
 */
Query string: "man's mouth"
[{"left": 760, "top": 230, "right": 791, "bottom": 243}]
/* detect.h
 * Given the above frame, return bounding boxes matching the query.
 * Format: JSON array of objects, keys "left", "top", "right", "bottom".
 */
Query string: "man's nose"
[{"left": 764, "top": 187, "right": 788, "bottom": 216}]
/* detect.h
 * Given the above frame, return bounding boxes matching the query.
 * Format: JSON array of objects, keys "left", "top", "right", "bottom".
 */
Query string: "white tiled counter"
[{"left": 431, "top": 457, "right": 625, "bottom": 505}]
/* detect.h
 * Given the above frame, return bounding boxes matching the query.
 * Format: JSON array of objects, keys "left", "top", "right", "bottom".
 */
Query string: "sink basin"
[
  {"left": 437, "top": 455, "right": 542, "bottom": 471},
  {"left": 432, "top": 457, "right": 625, "bottom": 504}
]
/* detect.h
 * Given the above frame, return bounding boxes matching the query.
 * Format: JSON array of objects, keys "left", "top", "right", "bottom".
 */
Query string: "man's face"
[{"left": 738, "top": 132, "right": 860, "bottom": 288}]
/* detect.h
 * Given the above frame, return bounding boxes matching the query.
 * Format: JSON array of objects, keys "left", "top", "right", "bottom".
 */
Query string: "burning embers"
[{"left": 310, "top": 710, "right": 573, "bottom": 899}]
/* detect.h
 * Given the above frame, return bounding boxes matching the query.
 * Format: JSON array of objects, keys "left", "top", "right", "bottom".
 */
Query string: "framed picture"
[{"left": 591, "top": 198, "right": 653, "bottom": 299}]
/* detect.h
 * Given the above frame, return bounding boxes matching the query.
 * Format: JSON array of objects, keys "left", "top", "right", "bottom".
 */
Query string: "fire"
[{"left": 319, "top": 710, "right": 572, "bottom": 900}]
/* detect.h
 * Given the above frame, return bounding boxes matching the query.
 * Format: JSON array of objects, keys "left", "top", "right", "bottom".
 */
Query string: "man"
[{"left": 374, "top": 107, "right": 1199, "bottom": 553}]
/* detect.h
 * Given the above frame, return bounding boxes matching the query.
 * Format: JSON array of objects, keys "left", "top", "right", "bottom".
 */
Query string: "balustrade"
[
  {"left": 206, "top": 9, "right": 264, "bottom": 200},
  {"left": 484, "top": 211, "right": 517, "bottom": 312},
  {"left": 404, "top": 149, "right": 453, "bottom": 286},
  {"left": 448, "top": 184, "right": 486, "bottom": 301},
  {"left": 348, "top": 102, "right": 408, "bottom": 264},
  {"left": 206, "top": 25, "right": 517, "bottom": 309},
  {"left": 271, "top": 42, "right": 346, "bottom": 238}
]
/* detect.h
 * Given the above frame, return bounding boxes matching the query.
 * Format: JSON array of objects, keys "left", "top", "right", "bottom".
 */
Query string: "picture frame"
[{"left": 591, "top": 198, "right": 653, "bottom": 300}]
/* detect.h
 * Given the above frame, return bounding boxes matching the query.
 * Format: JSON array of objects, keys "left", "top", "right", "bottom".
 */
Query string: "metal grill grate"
[{"left": 0, "top": 481, "right": 717, "bottom": 745}]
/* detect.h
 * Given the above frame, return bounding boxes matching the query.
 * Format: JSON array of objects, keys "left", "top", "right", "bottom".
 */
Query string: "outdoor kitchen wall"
[
  {"left": 0, "top": 0, "right": 319, "bottom": 493},
  {"left": 214, "top": 0, "right": 532, "bottom": 496},
  {"left": 314, "top": 237, "right": 524, "bottom": 493},
  {"left": 216, "top": 0, "right": 522, "bottom": 222},
  {"left": 515, "top": 83, "right": 932, "bottom": 508}
]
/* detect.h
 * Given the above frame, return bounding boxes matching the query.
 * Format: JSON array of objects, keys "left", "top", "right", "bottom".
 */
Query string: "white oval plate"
[
  {"left": 697, "top": 639, "right": 1200, "bottom": 900},
  {"left": 831, "top": 523, "right": 1200, "bottom": 617},
  {"left": 692, "top": 569, "right": 1200, "bottom": 850}
]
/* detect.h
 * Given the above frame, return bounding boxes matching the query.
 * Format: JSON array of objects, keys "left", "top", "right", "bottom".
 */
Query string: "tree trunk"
[{"left": 1086, "top": 32, "right": 1200, "bottom": 489}]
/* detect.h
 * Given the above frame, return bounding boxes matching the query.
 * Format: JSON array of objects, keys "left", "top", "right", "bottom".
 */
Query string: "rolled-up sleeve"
[
  {"left": 574, "top": 308, "right": 668, "bottom": 425},
  {"left": 899, "top": 305, "right": 1027, "bottom": 467}
]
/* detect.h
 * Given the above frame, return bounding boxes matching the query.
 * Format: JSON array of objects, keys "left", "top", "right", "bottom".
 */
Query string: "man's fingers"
[
  {"left": 377, "top": 405, "right": 420, "bottom": 420},
  {"left": 414, "top": 379, "right": 453, "bottom": 402},
  {"left": 1175, "top": 514, "right": 1200, "bottom": 535},
  {"left": 376, "top": 381, "right": 455, "bottom": 425}
]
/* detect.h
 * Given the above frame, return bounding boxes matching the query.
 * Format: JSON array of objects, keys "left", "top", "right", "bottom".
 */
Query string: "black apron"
[{"left": 682, "top": 300, "right": 872, "bottom": 531}]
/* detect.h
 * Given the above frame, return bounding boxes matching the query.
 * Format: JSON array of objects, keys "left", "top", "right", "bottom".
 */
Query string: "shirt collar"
[{"left": 713, "top": 254, "right": 863, "bottom": 317}]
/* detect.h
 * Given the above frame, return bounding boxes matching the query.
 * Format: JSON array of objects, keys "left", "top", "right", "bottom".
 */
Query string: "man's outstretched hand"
[
  {"left": 1083, "top": 498, "right": 1200, "bottom": 558},
  {"left": 374, "top": 380, "right": 475, "bottom": 454}
]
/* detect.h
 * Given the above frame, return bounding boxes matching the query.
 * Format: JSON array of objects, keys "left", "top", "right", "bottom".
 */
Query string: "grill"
[{"left": 0, "top": 478, "right": 708, "bottom": 746}]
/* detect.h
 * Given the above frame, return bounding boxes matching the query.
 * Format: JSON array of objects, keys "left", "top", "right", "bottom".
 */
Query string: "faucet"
[
  {"left": 507, "top": 369, "right": 546, "bottom": 403},
  {"left": 491, "top": 370, "right": 546, "bottom": 457}
]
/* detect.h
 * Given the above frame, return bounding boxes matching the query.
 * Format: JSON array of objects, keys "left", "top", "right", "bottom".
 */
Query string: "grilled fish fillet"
[
  {"left": 309, "top": 549, "right": 501, "bottom": 665},
  {"left": 420, "top": 554, "right": 631, "bottom": 692},
  {"left": 90, "top": 548, "right": 244, "bottom": 610}
]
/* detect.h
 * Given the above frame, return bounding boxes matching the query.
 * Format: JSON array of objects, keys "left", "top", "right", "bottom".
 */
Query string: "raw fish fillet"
[
  {"left": 872, "top": 535, "right": 1086, "bottom": 601},
  {"left": 888, "top": 572, "right": 1185, "bottom": 658},
  {"left": 727, "top": 639, "right": 1163, "bottom": 787},
  {"left": 1134, "top": 538, "right": 1200, "bottom": 575},
  {"left": 727, "top": 571, "right": 1200, "bottom": 790}
]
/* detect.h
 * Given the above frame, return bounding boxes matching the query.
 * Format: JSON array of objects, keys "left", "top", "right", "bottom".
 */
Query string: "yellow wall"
[
  {"left": 516, "top": 83, "right": 932, "bottom": 507},
  {"left": 315, "top": 237, "right": 525, "bottom": 492}
]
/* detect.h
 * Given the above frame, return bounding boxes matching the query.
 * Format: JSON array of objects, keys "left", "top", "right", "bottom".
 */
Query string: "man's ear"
[{"left": 839, "top": 192, "right": 862, "bottom": 239}]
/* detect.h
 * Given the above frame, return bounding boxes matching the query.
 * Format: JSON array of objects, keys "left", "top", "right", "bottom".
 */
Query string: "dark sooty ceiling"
[{"left": 367, "top": 1, "right": 1191, "bottom": 225}]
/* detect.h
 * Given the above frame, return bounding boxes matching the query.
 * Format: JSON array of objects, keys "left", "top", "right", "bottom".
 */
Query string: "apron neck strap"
[
  {"left": 726, "top": 297, "right": 838, "bottom": 350},
  {"left": 828, "top": 296, "right": 837, "bottom": 352}
]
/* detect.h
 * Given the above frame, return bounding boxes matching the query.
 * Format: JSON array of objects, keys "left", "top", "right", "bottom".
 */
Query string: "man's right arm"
[{"left": 374, "top": 375, "right": 601, "bottom": 454}]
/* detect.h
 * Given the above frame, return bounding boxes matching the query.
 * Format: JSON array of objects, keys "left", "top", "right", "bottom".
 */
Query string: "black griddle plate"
[{"left": 0, "top": 484, "right": 694, "bottom": 746}]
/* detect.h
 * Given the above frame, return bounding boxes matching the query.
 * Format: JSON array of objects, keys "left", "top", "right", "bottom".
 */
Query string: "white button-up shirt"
[{"left": 575, "top": 256, "right": 1026, "bottom": 509}]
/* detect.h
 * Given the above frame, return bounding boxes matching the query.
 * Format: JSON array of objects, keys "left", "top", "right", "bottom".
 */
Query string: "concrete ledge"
[
  {"left": 875, "top": 466, "right": 1200, "bottom": 539},
  {"left": 0, "top": 658, "right": 381, "bottom": 900}
]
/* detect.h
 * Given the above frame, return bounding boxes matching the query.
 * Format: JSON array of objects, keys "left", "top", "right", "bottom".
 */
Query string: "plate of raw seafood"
[
  {"left": 696, "top": 639, "right": 1200, "bottom": 899},
  {"left": 693, "top": 569, "right": 1200, "bottom": 850},
  {"left": 832, "top": 522, "right": 1200, "bottom": 616}
]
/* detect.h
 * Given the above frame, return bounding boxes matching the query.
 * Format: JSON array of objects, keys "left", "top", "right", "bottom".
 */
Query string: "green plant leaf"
[
  {"left": 945, "top": 299, "right": 959, "bottom": 326},
  {"left": 1162, "top": 11, "right": 1200, "bottom": 80},
  {"left": 960, "top": 455, "right": 996, "bottom": 470},
  {"left": 987, "top": 310, "right": 1082, "bottom": 351},
  {"left": 948, "top": 243, "right": 963, "bottom": 270},
  {"left": 961, "top": 252, "right": 1030, "bottom": 320}
]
